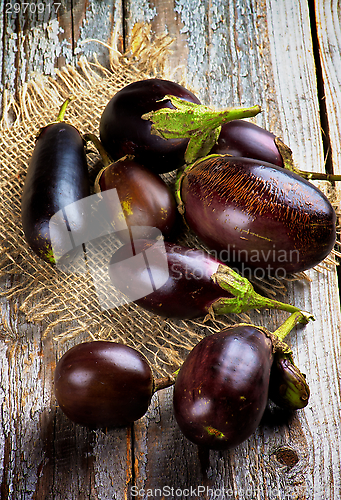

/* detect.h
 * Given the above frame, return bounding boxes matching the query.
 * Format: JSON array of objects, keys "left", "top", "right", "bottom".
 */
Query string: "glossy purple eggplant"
[
  {"left": 108, "top": 239, "right": 299, "bottom": 320},
  {"left": 99, "top": 79, "right": 201, "bottom": 174},
  {"left": 21, "top": 100, "right": 90, "bottom": 264},
  {"left": 173, "top": 311, "right": 313, "bottom": 450},
  {"left": 211, "top": 120, "right": 283, "bottom": 166},
  {"left": 94, "top": 156, "right": 177, "bottom": 241},
  {"left": 176, "top": 155, "right": 336, "bottom": 275},
  {"left": 173, "top": 325, "right": 273, "bottom": 449},
  {"left": 54, "top": 341, "right": 154, "bottom": 428}
]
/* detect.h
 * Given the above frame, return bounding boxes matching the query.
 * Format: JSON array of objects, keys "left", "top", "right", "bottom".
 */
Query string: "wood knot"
[{"left": 275, "top": 446, "right": 299, "bottom": 468}]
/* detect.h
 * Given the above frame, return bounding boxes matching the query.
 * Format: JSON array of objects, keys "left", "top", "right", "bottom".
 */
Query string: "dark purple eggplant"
[
  {"left": 99, "top": 79, "right": 201, "bottom": 174},
  {"left": 145, "top": 99, "right": 341, "bottom": 182},
  {"left": 109, "top": 239, "right": 300, "bottom": 320},
  {"left": 21, "top": 99, "right": 90, "bottom": 264},
  {"left": 268, "top": 351, "right": 310, "bottom": 410},
  {"left": 173, "top": 311, "right": 313, "bottom": 450},
  {"left": 176, "top": 155, "right": 336, "bottom": 275},
  {"left": 211, "top": 120, "right": 283, "bottom": 166},
  {"left": 54, "top": 341, "right": 174, "bottom": 429},
  {"left": 84, "top": 134, "right": 177, "bottom": 241}
]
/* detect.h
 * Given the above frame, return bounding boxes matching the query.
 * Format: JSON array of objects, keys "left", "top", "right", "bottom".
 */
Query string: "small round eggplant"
[
  {"left": 54, "top": 341, "right": 153, "bottom": 428},
  {"left": 177, "top": 155, "right": 336, "bottom": 275},
  {"left": 211, "top": 120, "right": 283, "bottom": 166},
  {"left": 21, "top": 99, "right": 90, "bottom": 264},
  {"left": 173, "top": 311, "right": 313, "bottom": 450},
  {"left": 54, "top": 341, "right": 175, "bottom": 429},
  {"left": 99, "top": 79, "right": 201, "bottom": 174},
  {"left": 268, "top": 351, "right": 310, "bottom": 410},
  {"left": 109, "top": 239, "right": 300, "bottom": 320},
  {"left": 94, "top": 156, "right": 177, "bottom": 241}
]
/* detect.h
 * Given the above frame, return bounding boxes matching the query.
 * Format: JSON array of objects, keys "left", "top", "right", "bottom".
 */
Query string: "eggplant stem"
[
  {"left": 142, "top": 95, "right": 261, "bottom": 164},
  {"left": 83, "top": 133, "right": 113, "bottom": 167},
  {"left": 272, "top": 310, "right": 315, "bottom": 342},
  {"left": 275, "top": 137, "right": 341, "bottom": 182},
  {"left": 153, "top": 369, "right": 179, "bottom": 393},
  {"left": 211, "top": 264, "right": 302, "bottom": 315},
  {"left": 56, "top": 97, "right": 73, "bottom": 122}
]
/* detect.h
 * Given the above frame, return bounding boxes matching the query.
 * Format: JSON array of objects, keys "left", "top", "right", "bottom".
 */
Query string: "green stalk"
[
  {"left": 272, "top": 310, "right": 315, "bottom": 342},
  {"left": 56, "top": 97, "right": 74, "bottom": 122},
  {"left": 276, "top": 137, "right": 341, "bottom": 182},
  {"left": 83, "top": 132, "right": 113, "bottom": 167},
  {"left": 142, "top": 95, "right": 261, "bottom": 164},
  {"left": 211, "top": 264, "right": 302, "bottom": 316}
]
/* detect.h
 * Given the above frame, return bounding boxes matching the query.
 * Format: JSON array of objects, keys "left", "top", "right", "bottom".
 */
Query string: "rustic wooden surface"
[{"left": 1, "top": 0, "right": 341, "bottom": 499}]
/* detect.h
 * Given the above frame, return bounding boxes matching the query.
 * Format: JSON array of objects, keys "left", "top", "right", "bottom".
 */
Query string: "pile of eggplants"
[
  {"left": 20, "top": 78, "right": 337, "bottom": 451},
  {"left": 54, "top": 310, "right": 313, "bottom": 451}
]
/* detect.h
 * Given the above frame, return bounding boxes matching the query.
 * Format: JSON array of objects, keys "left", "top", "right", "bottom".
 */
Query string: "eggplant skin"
[
  {"left": 21, "top": 122, "right": 90, "bottom": 264},
  {"left": 109, "top": 239, "right": 233, "bottom": 320},
  {"left": 54, "top": 341, "right": 153, "bottom": 429},
  {"left": 180, "top": 156, "right": 336, "bottom": 274},
  {"left": 99, "top": 79, "right": 201, "bottom": 174},
  {"left": 173, "top": 325, "right": 273, "bottom": 450},
  {"left": 211, "top": 120, "right": 283, "bottom": 167}
]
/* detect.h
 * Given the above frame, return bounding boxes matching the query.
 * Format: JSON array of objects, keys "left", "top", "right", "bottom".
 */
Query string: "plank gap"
[
  {"left": 122, "top": 0, "right": 128, "bottom": 53},
  {"left": 308, "top": 0, "right": 333, "bottom": 175}
]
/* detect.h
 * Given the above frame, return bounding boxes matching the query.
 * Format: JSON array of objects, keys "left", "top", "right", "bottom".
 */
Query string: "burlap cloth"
[{"left": 0, "top": 25, "right": 336, "bottom": 377}]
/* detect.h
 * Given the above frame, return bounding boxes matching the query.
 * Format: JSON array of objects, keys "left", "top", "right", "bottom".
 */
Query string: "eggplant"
[
  {"left": 268, "top": 351, "right": 310, "bottom": 410},
  {"left": 21, "top": 99, "right": 90, "bottom": 265},
  {"left": 84, "top": 134, "right": 177, "bottom": 241},
  {"left": 108, "top": 239, "right": 300, "bottom": 320},
  {"left": 173, "top": 311, "right": 313, "bottom": 450},
  {"left": 99, "top": 79, "right": 201, "bottom": 174},
  {"left": 176, "top": 155, "right": 336, "bottom": 275},
  {"left": 211, "top": 120, "right": 283, "bottom": 166},
  {"left": 54, "top": 341, "right": 175, "bottom": 428}
]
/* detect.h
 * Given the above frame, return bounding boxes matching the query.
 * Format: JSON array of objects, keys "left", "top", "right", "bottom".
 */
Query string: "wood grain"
[{"left": 1, "top": 0, "right": 341, "bottom": 498}]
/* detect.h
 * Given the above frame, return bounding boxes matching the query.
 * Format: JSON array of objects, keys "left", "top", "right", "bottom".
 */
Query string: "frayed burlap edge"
[{"left": 0, "top": 24, "right": 251, "bottom": 377}]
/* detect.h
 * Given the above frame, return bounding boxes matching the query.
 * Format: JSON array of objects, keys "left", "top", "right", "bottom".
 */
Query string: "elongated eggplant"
[
  {"left": 99, "top": 79, "right": 201, "bottom": 174},
  {"left": 176, "top": 155, "right": 336, "bottom": 275},
  {"left": 21, "top": 99, "right": 90, "bottom": 264},
  {"left": 173, "top": 311, "right": 313, "bottom": 450},
  {"left": 145, "top": 99, "right": 341, "bottom": 182},
  {"left": 109, "top": 239, "right": 300, "bottom": 320}
]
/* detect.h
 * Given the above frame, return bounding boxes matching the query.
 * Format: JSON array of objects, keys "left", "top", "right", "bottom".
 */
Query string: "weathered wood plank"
[
  {"left": 314, "top": 0, "right": 341, "bottom": 175},
  {"left": 0, "top": 0, "right": 122, "bottom": 119}
]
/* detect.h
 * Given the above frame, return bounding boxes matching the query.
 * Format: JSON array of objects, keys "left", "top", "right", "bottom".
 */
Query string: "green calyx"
[
  {"left": 210, "top": 264, "right": 303, "bottom": 317},
  {"left": 142, "top": 95, "right": 261, "bottom": 164}
]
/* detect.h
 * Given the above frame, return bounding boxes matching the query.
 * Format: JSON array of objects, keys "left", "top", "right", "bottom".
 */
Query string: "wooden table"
[{"left": 1, "top": 1, "right": 341, "bottom": 498}]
